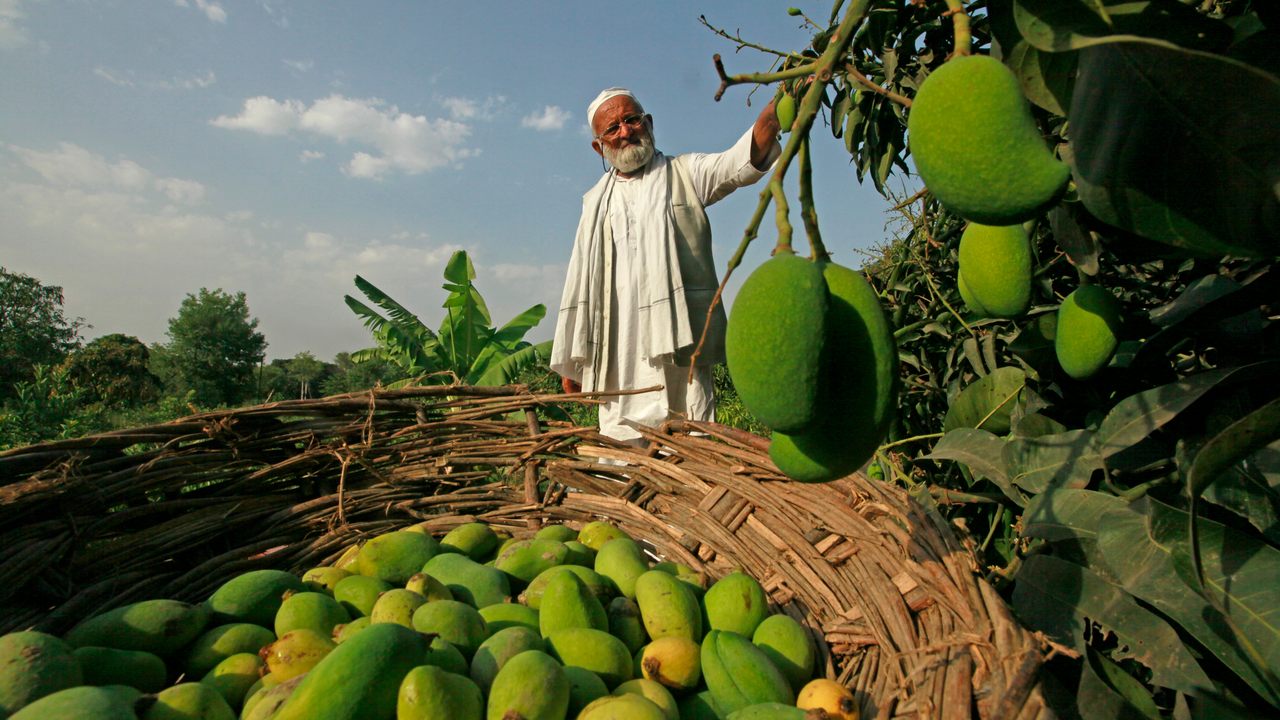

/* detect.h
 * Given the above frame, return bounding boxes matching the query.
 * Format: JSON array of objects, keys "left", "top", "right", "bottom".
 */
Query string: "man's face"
[{"left": 591, "top": 96, "right": 654, "bottom": 174}]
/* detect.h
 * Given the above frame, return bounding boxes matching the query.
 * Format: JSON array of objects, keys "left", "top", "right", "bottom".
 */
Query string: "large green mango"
[
  {"left": 272, "top": 622, "right": 429, "bottom": 720},
  {"left": 424, "top": 551, "right": 512, "bottom": 608},
  {"left": 957, "top": 223, "right": 1031, "bottom": 318},
  {"left": 907, "top": 54, "right": 1069, "bottom": 225},
  {"left": 10, "top": 685, "right": 141, "bottom": 720},
  {"left": 0, "top": 631, "right": 83, "bottom": 716},
  {"left": 725, "top": 251, "right": 828, "bottom": 433},
  {"left": 700, "top": 630, "right": 794, "bottom": 716},
  {"left": 64, "top": 599, "right": 210, "bottom": 657},
  {"left": 398, "top": 665, "right": 484, "bottom": 720},
  {"left": 769, "top": 261, "right": 897, "bottom": 483},
  {"left": 206, "top": 570, "right": 306, "bottom": 627},
  {"left": 486, "top": 650, "right": 569, "bottom": 720},
  {"left": 1055, "top": 285, "right": 1123, "bottom": 379},
  {"left": 74, "top": 646, "right": 167, "bottom": 693}
]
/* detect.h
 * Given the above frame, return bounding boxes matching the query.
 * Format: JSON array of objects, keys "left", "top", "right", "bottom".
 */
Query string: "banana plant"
[{"left": 344, "top": 250, "right": 551, "bottom": 387}]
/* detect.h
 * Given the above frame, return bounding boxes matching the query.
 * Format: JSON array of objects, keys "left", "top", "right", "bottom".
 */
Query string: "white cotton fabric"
[
  {"left": 552, "top": 128, "right": 777, "bottom": 441},
  {"left": 587, "top": 87, "right": 640, "bottom": 128}
]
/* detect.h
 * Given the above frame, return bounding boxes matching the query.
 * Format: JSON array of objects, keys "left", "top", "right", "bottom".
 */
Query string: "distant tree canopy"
[
  {"left": 62, "top": 333, "right": 161, "bottom": 407},
  {"left": 163, "top": 288, "right": 267, "bottom": 407},
  {"left": 0, "top": 267, "right": 82, "bottom": 402}
]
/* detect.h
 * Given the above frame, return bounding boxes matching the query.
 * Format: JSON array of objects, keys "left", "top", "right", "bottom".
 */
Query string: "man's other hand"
[{"left": 562, "top": 377, "right": 582, "bottom": 393}]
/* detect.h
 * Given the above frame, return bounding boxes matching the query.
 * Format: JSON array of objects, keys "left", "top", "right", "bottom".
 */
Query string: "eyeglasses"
[{"left": 597, "top": 113, "right": 646, "bottom": 140}]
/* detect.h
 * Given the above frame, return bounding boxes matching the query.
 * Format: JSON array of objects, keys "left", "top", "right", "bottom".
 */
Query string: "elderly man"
[{"left": 551, "top": 87, "right": 781, "bottom": 443}]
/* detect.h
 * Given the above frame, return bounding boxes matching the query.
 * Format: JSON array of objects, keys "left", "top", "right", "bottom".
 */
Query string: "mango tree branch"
[
  {"left": 713, "top": 55, "right": 819, "bottom": 101},
  {"left": 943, "top": 0, "right": 972, "bottom": 57},
  {"left": 772, "top": 180, "right": 794, "bottom": 253},
  {"left": 687, "top": 0, "right": 872, "bottom": 372},
  {"left": 699, "top": 15, "right": 810, "bottom": 61},
  {"left": 798, "top": 138, "right": 827, "bottom": 260},
  {"left": 844, "top": 63, "right": 913, "bottom": 107}
]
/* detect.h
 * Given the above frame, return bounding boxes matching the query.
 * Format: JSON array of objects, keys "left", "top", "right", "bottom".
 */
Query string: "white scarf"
[{"left": 550, "top": 152, "right": 694, "bottom": 391}]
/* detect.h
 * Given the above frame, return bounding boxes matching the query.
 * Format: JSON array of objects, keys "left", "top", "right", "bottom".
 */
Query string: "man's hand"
[
  {"left": 751, "top": 100, "right": 782, "bottom": 171},
  {"left": 562, "top": 377, "right": 582, "bottom": 393}
]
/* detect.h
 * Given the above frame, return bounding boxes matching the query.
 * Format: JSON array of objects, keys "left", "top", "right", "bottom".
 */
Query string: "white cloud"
[
  {"left": 299, "top": 149, "right": 325, "bottom": 162},
  {"left": 8, "top": 142, "right": 207, "bottom": 207},
  {"left": 441, "top": 95, "right": 507, "bottom": 122},
  {"left": 283, "top": 58, "right": 313, "bottom": 73},
  {"left": 0, "top": 0, "right": 32, "bottom": 50},
  {"left": 94, "top": 66, "right": 216, "bottom": 91},
  {"left": 211, "top": 96, "right": 305, "bottom": 135},
  {"left": 164, "top": 71, "right": 216, "bottom": 90},
  {"left": 94, "top": 66, "right": 134, "bottom": 87},
  {"left": 175, "top": 0, "right": 226, "bottom": 24},
  {"left": 211, "top": 94, "right": 478, "bottom": 179},
  {"left": 155, "top": 177, "right": 206, "bottom": 204},
  {"left": 521, "top": 105, "right": 571, "bottom": 132}
]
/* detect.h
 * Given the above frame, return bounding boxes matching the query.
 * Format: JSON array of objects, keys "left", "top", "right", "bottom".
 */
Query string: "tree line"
[{"left": 0, "top": 267, "right": 404, "bottom": 449}]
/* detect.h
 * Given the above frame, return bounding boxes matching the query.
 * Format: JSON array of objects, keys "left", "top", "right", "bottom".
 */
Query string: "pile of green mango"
[
  {"left": 725, "top": 251, "right": 898, "bottom": 483},
  {"left": 0, "top": 520, "right": 861, "bottom": 720}
]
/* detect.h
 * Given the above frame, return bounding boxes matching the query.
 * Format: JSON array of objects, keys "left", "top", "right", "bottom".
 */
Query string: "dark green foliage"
[
  {"left": 61, "top": 333, "right": 160, "bottom": 407},
  {"left": 0, "top": 267, "right": 82, "bottom": 403},
  {"left": 710, "top": 0, "right": 1278, "bottom": 714},
  {"left": 345, "top": 250, "right": 551, "bottom": 387},
  {"left": 162, "top": 288, "right": 267, "bottom": 407}
]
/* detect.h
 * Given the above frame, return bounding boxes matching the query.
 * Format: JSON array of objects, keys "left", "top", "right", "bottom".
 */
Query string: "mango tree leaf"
[
  {"left": 942, "top": 366, "right": 1027, "bottom": 435},
  {"left": 1050, "top": 204, "right": 1099, "bottom": 276},
  {"left": 1014, "top": 412, "right": 1068, "bottom": 438},
  {"left": 1079, "top": 646, "right": 1162, "bottom": 720},
  {"left": 1023, "top": 488, "right": 1125, "bottom": 538},
  {"left": 1093, "top": 363, "right": 1278, "bottom": 460},
  {"left": 1131, "top": 267, "right": 1273, "bottom": 372},
  {"left": 924, "top": 428, "right": 1025, "bottom": 505},
  {"left": 1186, "top": 396, "right": 1280, "bottom": 593},
  {"left": 1004, "top": 429, "right": 1102, "bottom": 494},
  {"left": 1178, "top": 435, "right": 1280, "bottom": 545},
  {"left": 1013, "top": 0, "right": 1233, "bottom": 53},
  {"left": 1098, "top": 497, "right": 1280, "bottom": 706},
  {"left": 1069, "top": 39, "right": 1280, "bottom": 258},
  {"left": 1012, "top": 553, "right": 1212, "bottom": 694},
  {"left": 1007, "top": 313, "right": 1058, "bottom": 377},
  {"left": 1005, "top": 43, "right": 1077, "bottom": 117}
]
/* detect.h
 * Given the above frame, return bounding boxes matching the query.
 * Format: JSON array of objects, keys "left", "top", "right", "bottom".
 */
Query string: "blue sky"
[{"left": 1, "top": 1, "right": 909, "bottom": 361}]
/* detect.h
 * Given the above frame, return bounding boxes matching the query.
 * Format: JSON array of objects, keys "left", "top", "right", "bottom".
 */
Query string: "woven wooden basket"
[{"left": 0, "top": 385, "right": 1054, "bottom": 719}]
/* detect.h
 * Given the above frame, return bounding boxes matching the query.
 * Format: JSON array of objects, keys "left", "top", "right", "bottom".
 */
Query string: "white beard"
[{"left": 603, "top": 132, "right": 655, "bottom": 174}]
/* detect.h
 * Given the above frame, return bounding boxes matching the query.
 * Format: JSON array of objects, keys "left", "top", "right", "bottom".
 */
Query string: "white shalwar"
[{"left": 552, "top": 128, "right": 776, "bottom": 443}]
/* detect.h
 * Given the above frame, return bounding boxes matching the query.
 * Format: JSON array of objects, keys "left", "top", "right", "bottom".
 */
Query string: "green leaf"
[
  {"left": 1013, "top": 0, "right": 1233, "bottom": 53},
  {"left": 942, "top": 366, "right": 1027, "bottom": 435},
  {"left": 443, "top": 250, "right": 475, "bottom": 284},
  {"left": 1186, "top": 396, "right": 1280, "bottom": 592},
  {"left": 489, "top": 304, "right": 547, "bottom": 347},
  {"left": 352, "top": 275, "right": 435, "bottom": 336},
  {"left": 1069, "top": 39, "right": 1280, "bottom": 258},
  {"left": 1012, "top": 553, "right": 1212, "bottom": 694},
  {"left": 1004, "top": 43, "right": 1077, "bottom": 117},
  {"left": 1079, "top": 646, "right": 1162, "bottom": 719},
  {"left": 1093, "top": 363, "right": 1278, "bottom": 460},
  {"left": 1007, "top": 312, "right": 1058, "bottom": 377},
  {"left": 1003, "top": 429, "right": 1102, "bottom": 494},
  {"left": 1014, "top": 412, "right": 1068, "bottom": 438},
  {"left": 1049, "top": 204, "right": 1099, "bottom": 277},
  {"left": 924, "top": 428, "right": 1025, "bottom": 505},
  {"left": 1022, "top": 487, "right": 1125, "bottom": 543},
  {"left": 472, "top": 340, "right": 553, "bottom": 387},
  {"left": 1097, "top": 497, "right": 1280, "bottom": 706}
]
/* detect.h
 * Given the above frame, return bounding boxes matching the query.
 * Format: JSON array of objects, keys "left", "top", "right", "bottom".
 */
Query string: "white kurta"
[{"left": 555, "top": 128, "right": 776, "bottom": 442}]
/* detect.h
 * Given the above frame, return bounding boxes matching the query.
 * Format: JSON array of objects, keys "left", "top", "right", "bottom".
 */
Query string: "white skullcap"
[{"left": 587, "top": 87, "right": 642, "bottom": 128}]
